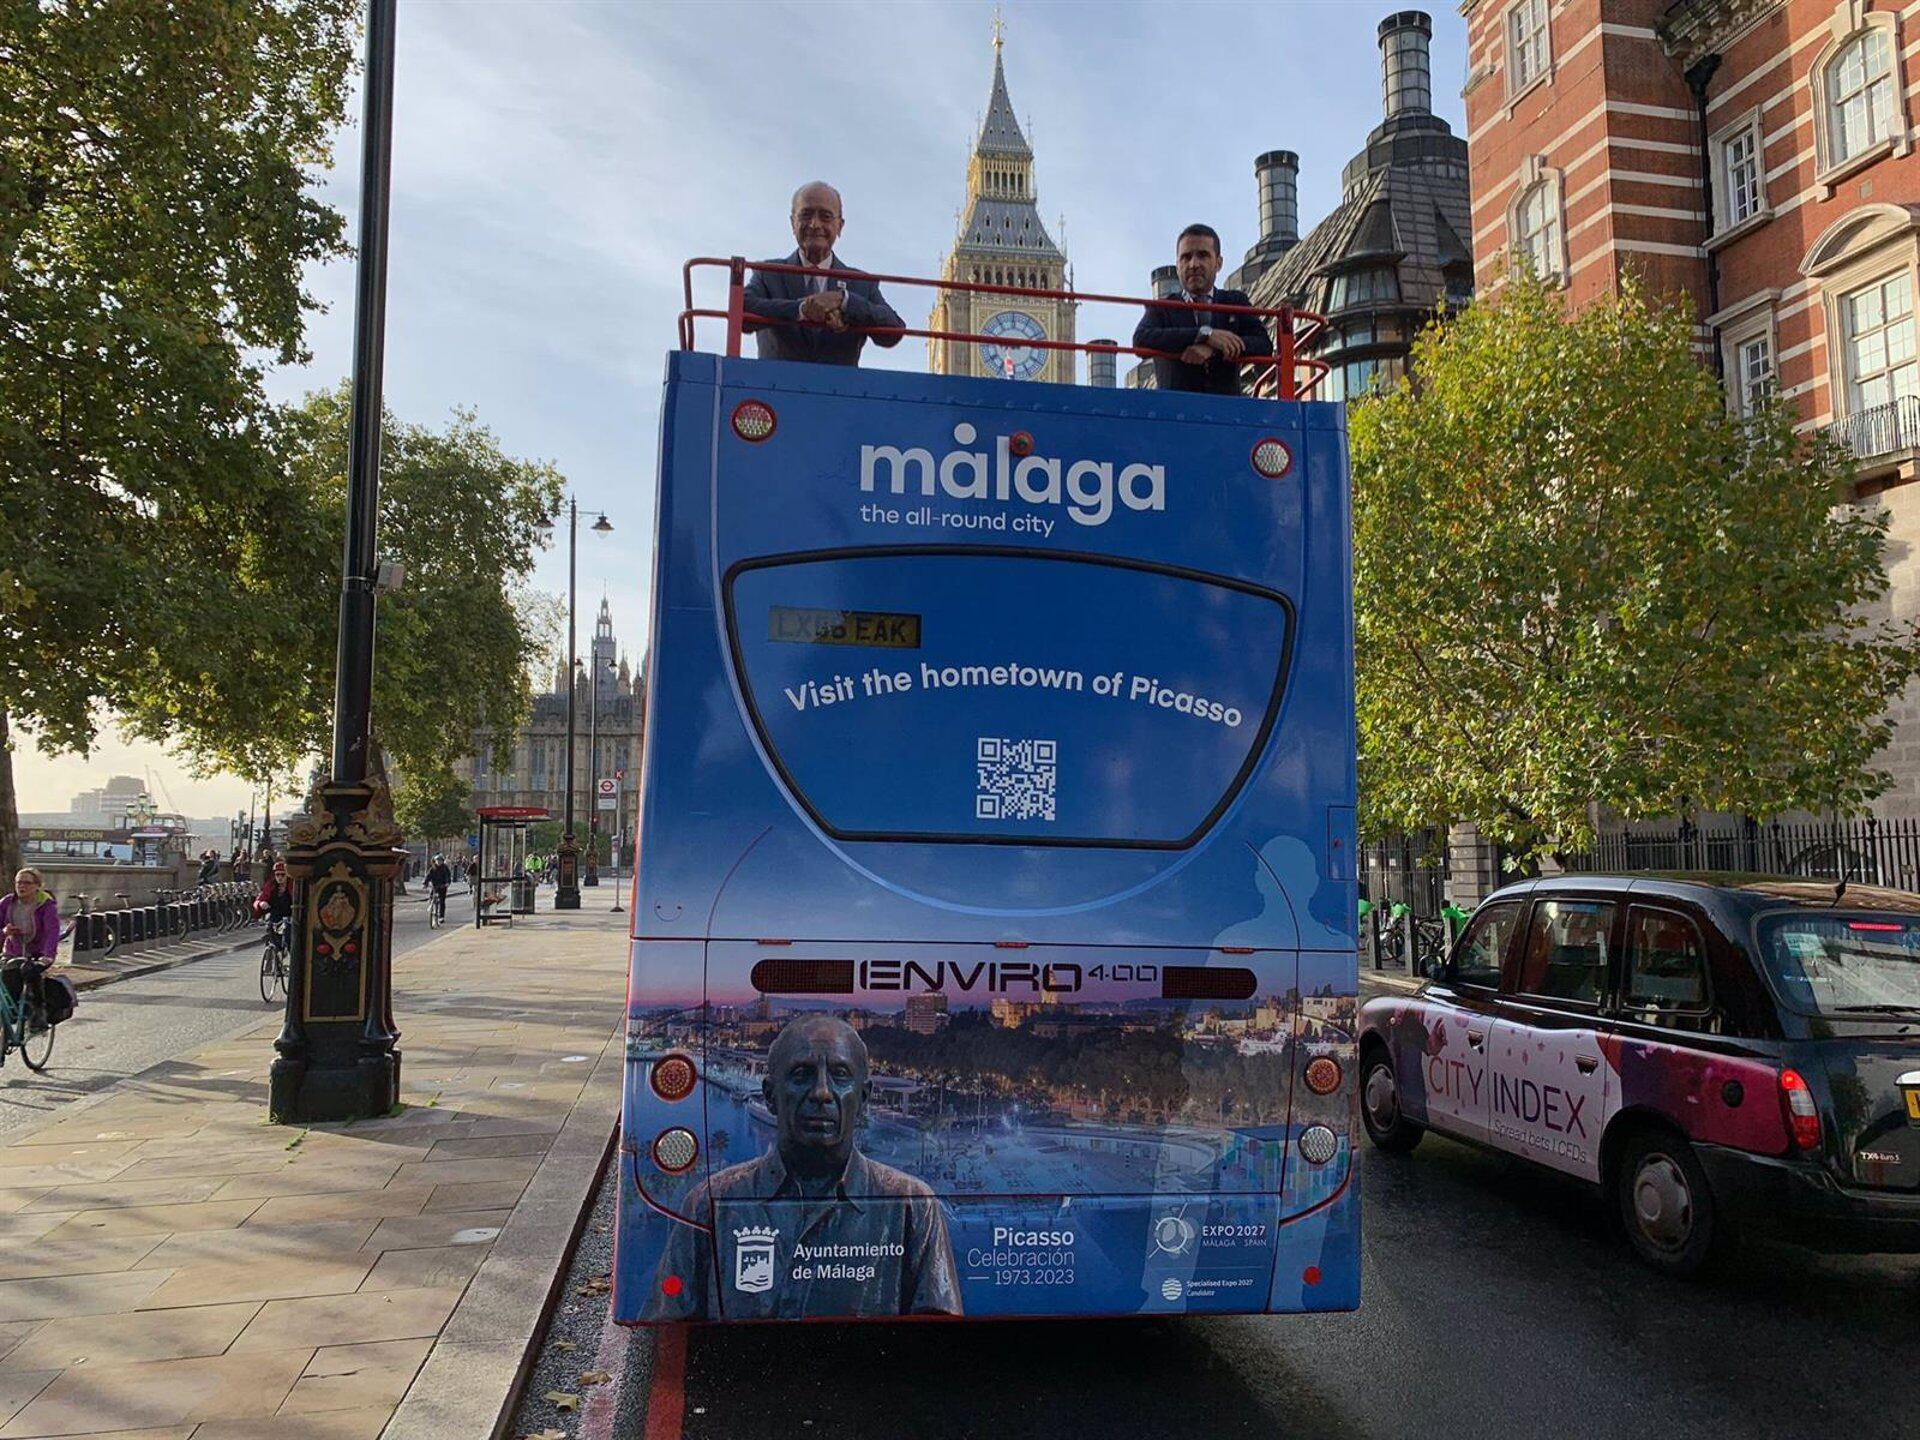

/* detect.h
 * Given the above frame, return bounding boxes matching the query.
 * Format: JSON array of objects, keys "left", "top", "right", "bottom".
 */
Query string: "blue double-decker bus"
[{"left": 615, "top": 264, "right": 1358, "bottom": 1325}]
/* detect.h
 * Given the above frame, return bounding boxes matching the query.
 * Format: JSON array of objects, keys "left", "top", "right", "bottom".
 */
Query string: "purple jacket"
[{"left": 0, "top": 894, "right": 58, "bottom": 960}]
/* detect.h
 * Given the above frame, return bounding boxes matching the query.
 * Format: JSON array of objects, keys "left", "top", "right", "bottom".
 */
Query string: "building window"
[
  {"left": 1711, "top": 114, "right": 1767, "bottom": 236},
  {"left": 1514, "top": 178, "right": 1562, "bottom": 282},
  {"left": 1827, "top": 28, "right": 1897, "bottom": 167},
  {"left": 1841, "top": 271, "right": 1917, "bottom": 415},
  {"left": 1506, "top": 0, "right": 1550, "bottom": 97},
  {"left": 1735, "top": 333, "right": 1774, "bottom": 417}
]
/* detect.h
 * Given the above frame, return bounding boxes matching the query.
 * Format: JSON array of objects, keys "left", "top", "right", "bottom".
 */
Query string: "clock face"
[{"left": 980, "top": 309, "right": 1048, "bottom": 381}]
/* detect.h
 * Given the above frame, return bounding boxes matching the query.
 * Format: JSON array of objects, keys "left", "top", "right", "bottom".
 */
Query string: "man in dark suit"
[
  {"left": 1132, "top": 224, "right": 1273, "bottom": 395},
  {"left": 742, "top": 182, "right": 905, "bottom": 366}
]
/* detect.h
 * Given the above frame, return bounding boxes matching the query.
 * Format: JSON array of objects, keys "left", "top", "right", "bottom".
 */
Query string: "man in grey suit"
[{"left": 743, "top": 182, "right": 905, "bottom": 366}]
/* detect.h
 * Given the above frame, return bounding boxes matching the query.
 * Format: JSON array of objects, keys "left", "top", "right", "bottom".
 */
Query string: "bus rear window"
[
  {"left": 724, "top": 549, "right": 1292, "bottom": 848},
  {"left": 1759, "top": 913, "right": 1920, "bottom": 1016}
]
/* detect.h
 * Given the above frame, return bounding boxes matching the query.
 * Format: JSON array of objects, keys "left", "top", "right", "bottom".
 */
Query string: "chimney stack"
[
  {"left": 1088, "top": 342, "right": 1117, "bottom": 388},
  {"left": 1150, "top": 264, "right": 1179, "bottom": 299},
  {"left": 1254, "top": 150, "right": 1300, "bottom": 250},
  {"left": 1379, "top": 10, "right": 1433, "bottom": 120}
]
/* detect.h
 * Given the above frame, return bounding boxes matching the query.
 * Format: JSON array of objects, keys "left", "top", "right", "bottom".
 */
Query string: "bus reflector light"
[
  {"left": 1299, "top": 1125, "right": 1338, "bottom": 1165},
  {"left": 1251, "top": 437, "right": 1292, "bottom": 479},
  {"left": 1303, "top": 1266, "right": 1322, "bottom": 1286},
  {"left": 651, "top": 1055, "right": 697, "bottom": 1102},
  {"left": 652, "top": 1128, "right": 699, "bottom": 1173},
  {"left": 1009, "top": 430, "right": 1035, "bottom": 457},
  {"left": 731, "top": 400, "right": 777, "bottom": 442},
  {"left": 1304, "top": 1057, "right": 1342, "bottom": 1095},
  {"left": 661, "top": 1275, "right": 684, "bottom": 1297}
]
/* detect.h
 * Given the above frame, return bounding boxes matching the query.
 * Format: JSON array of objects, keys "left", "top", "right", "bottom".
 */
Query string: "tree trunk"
[{"left": 0, "top": 707, "right": 19, "bottom": 881}]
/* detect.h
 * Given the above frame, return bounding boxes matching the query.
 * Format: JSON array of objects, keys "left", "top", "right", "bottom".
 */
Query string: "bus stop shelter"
[{"left": 474, "top": 806, "right": 548, "bottom": 927}]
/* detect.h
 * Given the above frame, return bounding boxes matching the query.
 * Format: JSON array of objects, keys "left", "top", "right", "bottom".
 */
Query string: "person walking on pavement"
[
  {"left": 196, "top": 849, "right": 221, "bottom": 888},
  {"left": 1, "top": 869, "right": 58, "bottom": 1011}
]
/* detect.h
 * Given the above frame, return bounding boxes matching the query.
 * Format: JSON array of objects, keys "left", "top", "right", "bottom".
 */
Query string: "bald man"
[
  {"left": 643, "top": 1014, "right": 962, "bottom": 1320},
  {"left": 741, "top": 182, "right": 905, "bottom": 366}
]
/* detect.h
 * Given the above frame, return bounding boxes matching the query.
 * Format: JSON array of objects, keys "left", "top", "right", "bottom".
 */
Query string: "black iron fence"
[
  {"left": 1562, "top": 815, "right": 1920, "bottom": 892},
  {"left": 1359, "top": 830, "right": 1448, "bottom": 918}
]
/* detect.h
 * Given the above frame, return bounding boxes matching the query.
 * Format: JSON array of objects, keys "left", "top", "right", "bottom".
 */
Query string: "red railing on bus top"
[{"left": 678, "top": 256, "right": 1330, "bottom": 402}]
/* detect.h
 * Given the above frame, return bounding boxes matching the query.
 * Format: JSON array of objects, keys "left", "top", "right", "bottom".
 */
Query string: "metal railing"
[
  {"left": 678, "top": 257, "right": 1331, "bottom": 402},
  {"left": 1561, "top": 815, "right": 1920, "bottom": 892},
  {"left": 1832, "top": 395, "right": 1920, "bottom": 462}
]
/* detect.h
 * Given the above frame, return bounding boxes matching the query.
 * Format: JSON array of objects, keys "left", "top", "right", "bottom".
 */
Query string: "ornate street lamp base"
[
  {"left": 554, "top": 836, "right": 582, "bottom": 910},
  {"left": 269, "top": 775, "right": 404, "bottom": 1124}
]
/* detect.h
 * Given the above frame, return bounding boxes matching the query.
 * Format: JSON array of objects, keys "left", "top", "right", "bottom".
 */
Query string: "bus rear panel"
[{"left": 616, "top": 351, "right": 1357, "bottom": 1323}]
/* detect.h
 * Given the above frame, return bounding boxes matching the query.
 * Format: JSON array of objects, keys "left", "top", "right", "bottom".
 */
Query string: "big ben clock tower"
[{"left": 929, "top": 24, "right": 1075, "bottom": 383}]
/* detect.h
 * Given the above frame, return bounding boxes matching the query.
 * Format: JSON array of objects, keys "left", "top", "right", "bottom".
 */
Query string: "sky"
[{"left": 17, "top": 0, "right": 1468, "bottom": 819}]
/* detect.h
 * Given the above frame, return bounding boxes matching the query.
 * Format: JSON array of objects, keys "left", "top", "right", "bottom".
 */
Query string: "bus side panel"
[
  {"left": 615, "top": 938, "right": 714, "bottom": 1325},
  {"left": 1268, "top": 945, "right": 1360, "bottom": 1311}
]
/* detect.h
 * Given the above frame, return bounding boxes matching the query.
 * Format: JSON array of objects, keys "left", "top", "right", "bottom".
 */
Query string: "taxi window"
[
  {"left": 1452, "top": 901, "right": 1522, "bottom": 989},
  {"left": 1623, "top": 908, "right": 1709, "bottom": 1021},
  {"left": 1515, "top": 900, "right": 1615, "bottom": 1006}
]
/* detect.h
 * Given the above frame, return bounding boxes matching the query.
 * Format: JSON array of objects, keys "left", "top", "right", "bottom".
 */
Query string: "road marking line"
[{"left": 643, "top": 1325, "right": 688, "bottom": 1440}]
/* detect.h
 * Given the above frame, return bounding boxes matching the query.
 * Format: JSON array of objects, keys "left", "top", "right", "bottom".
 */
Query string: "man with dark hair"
[
  {"left": 645, "top": 1014, "right": 962, "bottom": 1320},
  {"left": 742, "top": 182, "right": 906, "bottom": 367},
  {"left": 1132, "top": 223, "right": 1273, "bottom": 394}
]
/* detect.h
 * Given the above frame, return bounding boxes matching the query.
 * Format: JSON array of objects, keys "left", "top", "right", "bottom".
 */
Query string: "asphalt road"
[
  {"left": 664, "top": 1089, "right": 1920, "bottom": 1440},
  {"left": 0, "top": 887, "right": 465, "bottom": 1136}
]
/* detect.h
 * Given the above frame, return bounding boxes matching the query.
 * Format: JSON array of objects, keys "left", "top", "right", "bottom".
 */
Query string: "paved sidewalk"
[{"left": 0, "top": 904, "right": 630, "bottom": 1439}]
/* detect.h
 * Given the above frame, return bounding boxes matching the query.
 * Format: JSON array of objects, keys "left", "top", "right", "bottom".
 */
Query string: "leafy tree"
[
  {"left": 394, "top": 770, "right": 474, "bottom": 848},
  {"left": 1352, "top": 272, "right": 1920, "bottom": 860},
  {"left": 120, "top": 384, "right": 565, "bottom": 824},
  {"left": 0, "top": 0, "right": 358, "bottom": 874}
]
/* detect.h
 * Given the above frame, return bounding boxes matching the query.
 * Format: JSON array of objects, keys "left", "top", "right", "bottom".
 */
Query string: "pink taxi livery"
[{"left": 1358, "top": 875, "right": 1920, "bottom": 1276}]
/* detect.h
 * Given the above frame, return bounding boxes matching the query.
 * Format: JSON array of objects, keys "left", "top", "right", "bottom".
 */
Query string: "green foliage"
[
  {"left": 394, "top": 769, "right": 474, "bottom": 845},
  {"left": 1352, "top": 271, "right": 1920, "bottom": 859},
  {"left": 121, "top": 384, "right": 566, "bottom": 810},
  {"left": 0, "top": 0, "right": 357, "bottom": 873}
]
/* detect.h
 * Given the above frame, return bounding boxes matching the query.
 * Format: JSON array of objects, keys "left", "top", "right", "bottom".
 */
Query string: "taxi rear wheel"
[
  {"left": 1359, "top": 1045, "right": 1423, "bottom": 1154},
  {"left": 1615, "top": 1127, "right": 1719, "bottom": 1278}
]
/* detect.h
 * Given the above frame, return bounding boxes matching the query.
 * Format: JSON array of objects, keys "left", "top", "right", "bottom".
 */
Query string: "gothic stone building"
[
  {"left": 459, "top": 598, "right": 645, "bottom": 836},
  {"left": 928, "top": 33, "right": 1077, "bottom": 384}
]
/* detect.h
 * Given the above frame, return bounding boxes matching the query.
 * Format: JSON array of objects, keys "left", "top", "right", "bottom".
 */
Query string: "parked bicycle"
[{"left": 259, "top": 917, "right": 290, "bottom": 1004}]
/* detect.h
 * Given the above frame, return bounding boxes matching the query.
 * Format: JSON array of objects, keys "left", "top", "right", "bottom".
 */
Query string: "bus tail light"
[
  {"left": 1304, "top": 1057, "right": 1342, "bottom": 1096},
  {"left": 1250, "top": 437, "right": 1292, "bottom": 479},
  {"left": 1780, "top": 1068, "right": 1821, "bottom": 1151},
  {"left": 652, "top": 1127, "right": 699, "bottom": 1173},
  {"left": 651, "top": 1055, "right": 697, "bottom": 1102},
  {"left": 731, "top": 399, "right": 777, "bottom": 442}
]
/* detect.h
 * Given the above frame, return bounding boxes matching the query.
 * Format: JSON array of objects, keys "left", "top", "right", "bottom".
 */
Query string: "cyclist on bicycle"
[
  {"left": 253, "top": 859, "right": 294, "bottom": 924},
  {"left": 1, "top": 869, "right": 58, "bottom": 1013},
  {"left": 426, "top": 854, "right": 451, "bottom": 921}
]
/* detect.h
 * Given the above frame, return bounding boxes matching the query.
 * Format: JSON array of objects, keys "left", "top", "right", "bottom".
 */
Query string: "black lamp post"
[
  {"left": 270, "top": 0, "right": 403, "bottom": 1123},
  {"left": 553, "top": 502, "right": 611, "bottom": 911}
]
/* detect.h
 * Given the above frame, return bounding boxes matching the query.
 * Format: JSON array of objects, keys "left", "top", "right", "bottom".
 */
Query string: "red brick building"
[{"left": 1462, "top": 0, "right": 1920, "bottom": 810}]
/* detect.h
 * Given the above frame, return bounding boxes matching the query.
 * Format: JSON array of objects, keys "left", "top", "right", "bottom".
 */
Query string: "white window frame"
[
  {"left": 1504, "top": 0, "right": 1552, "bottom": 106},
  {"left": 1507, "top": 158, "right": 1566, "bottom": 286},
  {"left": 1708, "top": 108, "right": 1771, "bottom": 249},
  {"left": 1712, "top": 291, "right": 1781, "bottom": 419},
  {"left": 1838, "top": 270, "right": 1917, "bottom": 418},
  {"left": 1809, "top": 4, "right": 1911, "bottom": 194}
]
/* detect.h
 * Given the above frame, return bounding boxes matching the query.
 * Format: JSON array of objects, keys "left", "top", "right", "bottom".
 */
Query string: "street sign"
[
  {"left": 615, "top": 768, "right": 626, "bottom": 780},
  {"left": 596, "top": 778, "right": 618, "bottom": 797}
]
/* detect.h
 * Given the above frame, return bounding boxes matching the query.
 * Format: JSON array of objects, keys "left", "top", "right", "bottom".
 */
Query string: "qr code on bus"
[{"left": 976, "top": 738, "right": 1057, "bottom": 822}]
